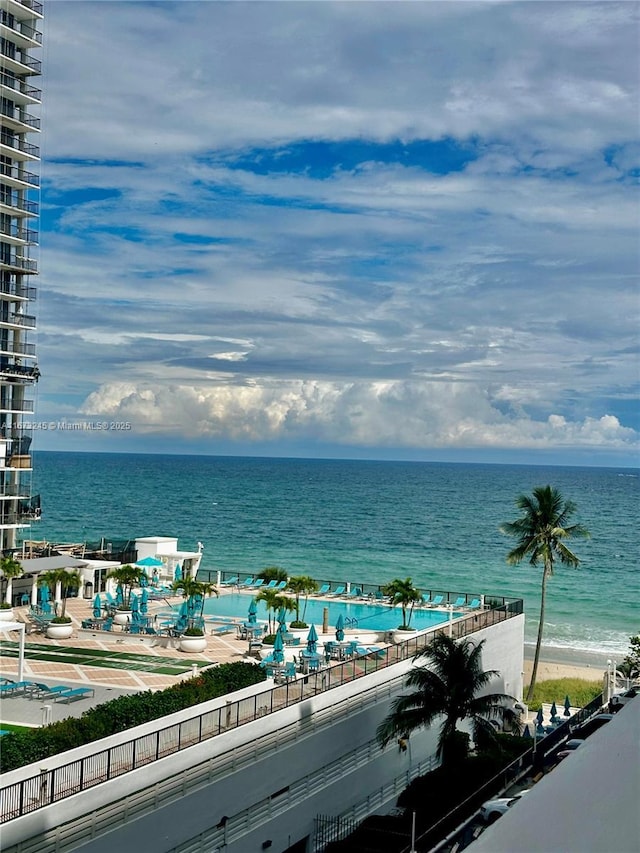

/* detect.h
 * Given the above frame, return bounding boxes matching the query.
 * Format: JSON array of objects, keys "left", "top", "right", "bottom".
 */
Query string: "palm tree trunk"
[{"left": 526, "top": 562, "right": 550, "bottom": 703}]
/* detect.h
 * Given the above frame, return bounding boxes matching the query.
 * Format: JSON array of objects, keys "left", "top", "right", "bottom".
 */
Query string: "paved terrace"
[{"left": 0, "top": 590, "right": 257, "bottom": 724}]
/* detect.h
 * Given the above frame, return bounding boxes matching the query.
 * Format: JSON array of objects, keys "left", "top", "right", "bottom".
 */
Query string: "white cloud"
[{"left": 79, "top": 380, "right": 638, "bottom": 451}]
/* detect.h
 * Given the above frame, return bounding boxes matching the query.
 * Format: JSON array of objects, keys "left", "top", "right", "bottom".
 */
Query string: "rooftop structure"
[{"left": 0, "top": 0, "right": 43, "bottom": 553}]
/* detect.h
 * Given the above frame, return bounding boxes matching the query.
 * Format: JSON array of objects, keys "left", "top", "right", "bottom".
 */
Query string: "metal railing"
[
  {"left": 0, "top": 194, "right": 38, "bottom": 214},
  {"left": 0, "top": 48, "right": 41, "bottom": 75},
  {"left": 0, "top": 223, "right": 38, "bottom": 242},
  {"left": 19, "top": 0, "right": 44, "bottom": 15},
  {"left": 0, "top": 105, "right": 40, "bottom": 130},
  {"left": 1, "top": 311, "right": 36, "bottom": 326},
  {"left": 0, "top": 134, "right": 39, "bottom": 157},
  {"left": 0, "top": 284, "right": 37, "bottom": 302},
  {"left": 0, "top": 603, "right": 521, "bottom": 824},
  {"left": 0, "top": 14, "right": 42, "bottom": 43},
  {"left": 0, "top": 73, "right": 41, "bottom": 103}
]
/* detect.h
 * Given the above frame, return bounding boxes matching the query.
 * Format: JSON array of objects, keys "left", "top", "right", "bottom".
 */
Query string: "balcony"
[
  {"left": 0, "top": 103, "right": 40, "bottom": 131},
  {"left": 0, "top": 362, "right": 39, "bottom": 382},
  {"left": 0, "top": 282, "right": 36, "bottom": 301},
  {"left": 0, "top": 398, "right": 33, "bottom": 413},
  {"left": 0, "top": 160, "right": 38, "bottom": 187},
  {"left": 0, "top": 341, "right": 36, "bottom": 357},
  {"left": 15, "top": 0, "right": 44, "bottom": 17},
  {"left": 0, "top": 72, "right": 42, "bottom": 104},
  {"left": 0, "top": 15, "right": 42, "bottom": 45},
  {"left": 0, "top": 46, "right": 41, "bottom": 76},
  {"left": 0, "top": 133, "right": 40, "bottom": 159},
  {"left": 0, "top": 223, "right": 37, "bottom": 244},
  {"left": 0, "top": 255, "right": 37, "bottom": 274},
  {"left": 0, "top": 482, "right": 30, "bottom": 497},
  {"left": 0, "top": 194, "right": 39, "bottom": 215},
  {"left": 0, "top": 310, "right": 36, "bottom": 327}
]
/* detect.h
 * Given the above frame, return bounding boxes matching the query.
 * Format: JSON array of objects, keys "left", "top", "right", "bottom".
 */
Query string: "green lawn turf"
[
  {"left": 0, "top": 722, "right": 31, "bottom": 734},
  {"left": 0, "top": 641, "right": 207, "bottom": 676}
]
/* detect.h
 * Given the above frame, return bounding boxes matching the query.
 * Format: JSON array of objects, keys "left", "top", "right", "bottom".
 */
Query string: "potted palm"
[
  {"left": 172, "top": 577, "right": 218, "bottom": 652},
  {"left": 382, "top": 577, "right": 423, "bottom": 643},
  {"left": 39, "top": 569, "right": 82, "bottom": 639},
  {"left": 0, "top": 555, "right": 23, "bottom": 620},
  {"left": 107, "top": 564, "right": 144, "bottom": 625},
  {"left": 287, "top": 575, "right": 318, "bottom": 631}
]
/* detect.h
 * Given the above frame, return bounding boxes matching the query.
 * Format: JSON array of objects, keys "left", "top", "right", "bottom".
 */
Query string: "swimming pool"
[{"left": 201, "top": 593, "right": 454, "bottom": 632}]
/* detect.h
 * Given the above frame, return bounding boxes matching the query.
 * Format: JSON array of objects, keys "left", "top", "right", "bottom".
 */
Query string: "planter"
[
  {"left": 0, "top": 608, "right": 15, "bottom": 622},
  {"left": 392, "top": 628, "right": 419, "bottom": 644},
  {"left": 113, "top": 610, "right": 132, "bottom": 626},
  {"left": 46, "top": 622, "right": 73, "bottom": 639},
  {"left": 288, "top": 626, "right": 309, "bottom": 640},
  {"left": 179, "top": 635, "right": 207, "bottom": 653}
]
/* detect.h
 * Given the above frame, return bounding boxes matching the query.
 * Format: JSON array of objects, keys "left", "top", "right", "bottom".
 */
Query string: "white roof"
[{"left": 470, "top": 699, "right": 640, "bottom": 853}]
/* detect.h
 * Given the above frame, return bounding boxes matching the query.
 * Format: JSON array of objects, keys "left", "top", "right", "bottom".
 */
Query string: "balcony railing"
[
  {"left": 19, "top": 0, "right": 44, "bottom": 15},
  {"left": 0, "top": 160, "right": 39, "bottom": 186},
  {"left": 0, "top": 398, "right": 33, "bottom": 412},
  {"left": 0, "top": 223, "right": 37, "bottom": 243},
  {"left": 0, "top": 363, "right": 39, "bottom": 381},
  {"left": 0, "top": 256, "right": 37, "bottom": 273},
  {"left": 0, "top": 134, "right": 39, "bottom": 157},
  {"left": 0, "top": 15, "right": 42, "bottom": 44},
  {"left": 0, "top": 104, "right": 40, "bottom": 130},
  {"left": 0, "top": 310, "right": 36, "bottom": 326},
  {"left": 0, "top": 283, "right": 36, "bottom": 301},
  {"left": 0, "top": 194, "right": 38, "bottom": 214},
  {"left": 0, "top": 47, "right": 41, "bottom": 75},
  {"left": 0, "top": 482, "right": 29, "bottom": 497},
  {"left": 0, "top": 73, "right": 42, "bottom": 102}
]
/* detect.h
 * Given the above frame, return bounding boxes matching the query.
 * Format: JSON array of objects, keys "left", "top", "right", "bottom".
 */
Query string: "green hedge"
[{"left": 0, "top": 662, "right": 267, "bottom": 773}]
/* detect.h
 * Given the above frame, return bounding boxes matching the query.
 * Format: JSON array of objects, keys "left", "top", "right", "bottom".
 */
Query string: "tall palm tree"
[
  {"left": 172, "top": 577, "right": 218, "bottom": 629},
  {"left": 287, "top": 575, "right": 318, "bottom": 624},
  {"left": 501, "top": 485, "right": 589, "bottom": 703},
  {"left": 377, "top": 635, "right": 517, "bottom": 765},
  {"left": 382, "top": 577, "right": 423, "bottom": 630},
  {"left": 38, "top": 569, "right": 82, "bottom": 619}
]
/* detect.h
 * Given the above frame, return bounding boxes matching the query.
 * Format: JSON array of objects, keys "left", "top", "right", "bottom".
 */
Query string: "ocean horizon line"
[{"left": 32, "top": 448, "right": 640, "bottom": 472}]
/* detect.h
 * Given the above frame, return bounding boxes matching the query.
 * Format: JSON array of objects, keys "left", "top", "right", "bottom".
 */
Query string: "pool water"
[{"left": 202, "top": 593, "right": 453, "bottom": 632}]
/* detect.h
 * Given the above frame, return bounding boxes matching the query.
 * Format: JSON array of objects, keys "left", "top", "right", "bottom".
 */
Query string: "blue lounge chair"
[
  {"left": 265, "top": 579, "right": 278, "bottom": 589},
  {"left": 252, "top": 578, "right": 265, "bottom": 589},
  {"left": 452, "top": 596, "right": 466, "bottom": 607},
  {"left": 276, "top": 580, "right": 288, "bottom": 590},
  {"left": 330, "top": 585, "right": 346, "bottom": 597},
  {"left": 316, "top": 584, "right": 331, "bottom": 596},
  {"left": 54, "top": 686, "right": 95, "bottom": 704},
  {"left": 221, "top": 576, "right": 239, "bottom": 586},
  {"left": 0, "top": 681, "right": 33, "bottom": 696},
  {"left": 429, "top": 595, "right": 444, "bottom": 607},
  {"left": 241, "top": 577, "right": 254, "bottom": 587},
  {"left": 346, "top": 586, "right": 362, "bottom": 599},
  {"left": 469, "top": 598, "right": 481, "bottom": 608}
]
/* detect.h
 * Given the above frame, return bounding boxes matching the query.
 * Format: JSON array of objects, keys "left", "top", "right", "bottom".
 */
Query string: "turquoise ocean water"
[{"left": 30, "top": 452, "right": 638, "bottom": 657}]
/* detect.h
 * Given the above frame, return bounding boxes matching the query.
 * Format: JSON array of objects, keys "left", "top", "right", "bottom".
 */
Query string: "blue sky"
[{"left": 32, "top": 1, "right": 639, "bottom": 466}]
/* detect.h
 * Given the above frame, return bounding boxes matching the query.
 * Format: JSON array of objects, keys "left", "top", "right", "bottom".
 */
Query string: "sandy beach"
[{"left": 524, "top": 644, "right": 611, "bottom": 683}]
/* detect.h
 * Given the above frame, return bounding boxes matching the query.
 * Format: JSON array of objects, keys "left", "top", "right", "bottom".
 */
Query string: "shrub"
[
  {"left": 50, "top": 616, "right": 72, "bottom": 624},
  {"left": 290, "top": 620, "right": 308, "bottom": 629},
  {"left": 0, "top": 662, "right": 267, "bottom": 773},
  {"left": 527, "top": 677, "right": 601, "bottom": 709},
  {"left": 184, "top": 627, "right": 204, "bottom": 637}
]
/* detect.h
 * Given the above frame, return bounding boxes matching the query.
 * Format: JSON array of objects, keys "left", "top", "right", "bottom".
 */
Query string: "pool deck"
[{"left": 0, "top": 588, "right": 401, "bottom": 725}]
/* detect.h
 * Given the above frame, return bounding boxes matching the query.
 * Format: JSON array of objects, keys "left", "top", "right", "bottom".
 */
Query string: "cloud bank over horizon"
[{"left": 36, "top": 1, "right": 639, "bottom": 463}]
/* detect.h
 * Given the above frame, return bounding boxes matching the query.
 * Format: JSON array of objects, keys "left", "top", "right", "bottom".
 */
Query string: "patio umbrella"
[
  {"left": 174, "top": 564, "right": 183, "bottom": 582},
  {"left": 115, "top": 584, "right": 124, "bottom": 607},
  {"left": 140, "top": 588, "right": 148, "bottom": 615},
  {"left": 564, "top": 695, "right": 572, "bottom": 716},
  {"left": 272, "top": 631, "right": 285, "bottom": 664},
  {"left": 535, "top": 707, "right": 545, "bottom": 733},
  {"left": 306, "top": 623, "right": 318, "bottom": 655},
  {"left": 247, "top": 598, "right": 258, "bottom": 625},
  {"left": 39, "top": 581, "right": 50, "bottom": 608},
  {"left": 178, "top": 600, "right": 189, "bottom": 619},
  {"left": 277, "top": 606, "right": 288, "bottom": 632},
  {"left": 130, "top": 592, "right": 139, "bottom": 613},
  {"left": 136, "top": 556, "right": 163, "bottom": 569},
  {"left": 523, "top": 724, "right": 532, "bottom": 739},
  {"left": 335, "top": 613, "right": 345, "bottom": 642},
  {"left": 550, "top": 701, "right": 558, "bottom": 722},
  {"left": 92, "top": 593, "right": 102, "bottom": 620}
]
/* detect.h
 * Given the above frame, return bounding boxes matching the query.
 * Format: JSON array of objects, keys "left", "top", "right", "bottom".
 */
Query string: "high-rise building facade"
[{"left": 0, "top": 0, "right": 42, "bottom": 554}]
